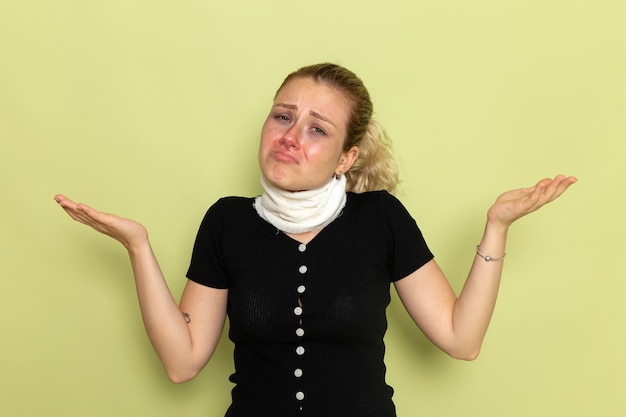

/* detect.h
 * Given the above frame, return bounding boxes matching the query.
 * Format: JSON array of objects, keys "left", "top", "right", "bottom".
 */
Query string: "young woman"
[{"left": 55, "top": 63, "right": 576, "bottom": 417}]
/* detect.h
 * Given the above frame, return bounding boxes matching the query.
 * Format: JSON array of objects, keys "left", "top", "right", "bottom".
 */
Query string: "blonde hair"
[{"left": 277, "top": 63, "right": 399, "bottom": 194}]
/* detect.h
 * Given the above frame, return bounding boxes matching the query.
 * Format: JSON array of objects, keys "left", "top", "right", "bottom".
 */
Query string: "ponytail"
[{"left": 345, "top": 119, "right": 399, "bottom": 194}]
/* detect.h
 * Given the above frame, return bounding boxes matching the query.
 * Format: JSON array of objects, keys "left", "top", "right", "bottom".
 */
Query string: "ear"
[{"left": 336, "top": 146, "right": 359, "bottom": 176}]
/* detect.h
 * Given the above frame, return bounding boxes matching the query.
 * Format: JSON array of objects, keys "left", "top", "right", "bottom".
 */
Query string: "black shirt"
[{"left": 187, "top": 191, "right": 434, "bottom": 417}]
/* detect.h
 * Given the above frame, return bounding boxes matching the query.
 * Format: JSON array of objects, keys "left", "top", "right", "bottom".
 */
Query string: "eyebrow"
[{"left": 274, "top": 103, "right": 336, "bottom": 127}]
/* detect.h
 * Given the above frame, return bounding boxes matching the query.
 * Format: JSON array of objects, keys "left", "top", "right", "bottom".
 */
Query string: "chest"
[{"left": 222, "top": 224, "right": 393, "bottom": 343}]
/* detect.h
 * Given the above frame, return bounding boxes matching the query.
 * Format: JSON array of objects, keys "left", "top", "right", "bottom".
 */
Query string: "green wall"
[{"left": 1, "top": 1, "right": 624, "bottom": 416}]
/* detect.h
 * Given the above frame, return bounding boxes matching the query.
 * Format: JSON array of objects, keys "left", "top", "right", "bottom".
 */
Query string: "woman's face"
[{"left": 259, "top": 77, "right": 358, "bottom": 192}]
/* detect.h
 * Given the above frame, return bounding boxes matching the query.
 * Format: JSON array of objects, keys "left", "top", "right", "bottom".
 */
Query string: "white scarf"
[{"left": 254, "top": 174, "right": 347, "bottom": 234}]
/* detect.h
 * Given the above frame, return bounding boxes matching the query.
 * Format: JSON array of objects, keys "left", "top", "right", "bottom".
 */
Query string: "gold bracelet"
[{"left": 476, "top": 245, "right": 506, "bottom": 262}]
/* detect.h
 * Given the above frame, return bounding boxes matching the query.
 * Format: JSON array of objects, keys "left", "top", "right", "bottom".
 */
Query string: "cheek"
[
  {"left": 260, "top": 117, "right": 286, "bottom": 141},
  {"left": 305, "top": 141, "right": 342, "bottom": 166},
  {"left": 259, "top": 123, "right": 274, "bottom": 149}
]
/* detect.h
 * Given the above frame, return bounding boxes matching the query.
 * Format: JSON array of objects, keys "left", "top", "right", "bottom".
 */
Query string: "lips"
[{"left": 270, "top": 150, "right": 300, "bottom": 164}]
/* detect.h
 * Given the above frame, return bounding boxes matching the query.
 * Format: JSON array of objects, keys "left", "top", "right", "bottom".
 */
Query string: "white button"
[
  {"left": 295, "top": 391, "right": 305, "bottom": 401},
  {"left": 294, "top": 306, "right": 303, "bottom": 316},
  {"left": 299, "top": 265, "right": 308, "bottom": 274},
  {"left": 296, "top": 346, "right": 305, "bottom": 355},
  {"left": 297, "top": 285, "right": 306, "bottom": 294},
  {"left": 296, "top": 328, "right": 304, "bottom": 337},
  {"left": 298, "top": 243, "right": 307, "bottom": 252},
  {"left": 294, "top": 368, "right": 303, "bottom": 377}
]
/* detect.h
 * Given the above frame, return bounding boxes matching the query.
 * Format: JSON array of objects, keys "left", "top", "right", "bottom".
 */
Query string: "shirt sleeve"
[
  {"left": 186, "top": 199, "right": 231, "bottom": 289},
  {"left": 379, "top": 191, "right": 434, "bottom": 281}
]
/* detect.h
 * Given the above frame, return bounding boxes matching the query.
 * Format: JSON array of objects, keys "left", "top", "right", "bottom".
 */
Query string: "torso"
[{"left": 186, "top": 191, "right": 434, "bottom": 417}]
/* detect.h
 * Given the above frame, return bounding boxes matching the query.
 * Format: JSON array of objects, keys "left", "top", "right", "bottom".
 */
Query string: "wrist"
[
  {"left": 476, "top": 245, "right": 506, "bottom": 262},
  {"left": 125, "top": 234, "right": 151, "bottom": 255},
  {"left": 486, "top": 204, "right": 515, "bottom": 233},
  {"left": 485, "top": 215, "right": 510, "bottom": 237}
]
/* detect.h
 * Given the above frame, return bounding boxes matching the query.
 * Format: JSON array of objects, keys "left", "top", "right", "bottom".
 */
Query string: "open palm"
[
  {"left": 487, "top": 175, "right": 577, "bottom": 229},
  {"left": 54, "top": 194, "right": 148, "bottom": 251}
]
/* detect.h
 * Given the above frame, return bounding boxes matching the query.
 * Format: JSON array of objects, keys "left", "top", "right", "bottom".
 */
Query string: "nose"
[{"left": 279, "top": 124, "right": 300, "bottom": 148}]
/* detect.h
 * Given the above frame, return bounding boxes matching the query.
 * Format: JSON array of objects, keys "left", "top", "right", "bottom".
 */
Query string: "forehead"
[{"left": 275, "top": 77, "right": 351, "bottom": 125}]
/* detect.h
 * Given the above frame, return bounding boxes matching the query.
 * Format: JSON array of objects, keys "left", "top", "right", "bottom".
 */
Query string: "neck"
[{"left": 254, "top": 174, "right": 347, "bottom": 234}]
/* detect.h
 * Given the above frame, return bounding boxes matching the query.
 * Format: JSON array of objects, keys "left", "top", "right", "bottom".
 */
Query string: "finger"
[
  {"left": 61, "top": 204, "right": 99, "bottom": 227},
  {"left": 514, "top": 177, "right": 554, "bottom": 213},
  {"left": 541, "top": 175, "right": 577, "bottom": 202},
  {"left": 74, "top": 204, "right": 113, "bottom": 229},
  {"left": 526, "top": 177, "right": 552, "bottom": 199},
  {"left": 536, "top": 177, "right": 555, "bottom": 191},
  {"left": 530, "top": 175, "right": 576, "bottom": 209},
  {"left": 552, "top": 175, "right": 577, "bottom": 199},
  {"left": 536, "top": 176, "right": 563, "bottom": 201},
  {"left": 519, "top": 177, "right": 552, "bottom": 201},
  {"left": 54, "top": 194, "right": 76, "bottom": 208},
  {"left": 495, "top": 185, "right": 536, "bottom": 203},
  {"left": 55, "top": 196, "right": 103, "bottom": 227},
  {"left": 54, "top": 195, "right": 96, "bottom": 219}
]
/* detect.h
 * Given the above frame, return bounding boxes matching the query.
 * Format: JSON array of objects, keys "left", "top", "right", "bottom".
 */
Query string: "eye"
[
  {"left": 275, "top": 114, "right": 290, "bottom": 122},
  {"left": 312, "top": 126, "right": 327, "bottom": 135}
]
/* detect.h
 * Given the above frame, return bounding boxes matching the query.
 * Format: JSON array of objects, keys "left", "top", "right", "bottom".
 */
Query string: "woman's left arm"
[{"left": 394, "top": 175, "right": 577, "bottom": 360}]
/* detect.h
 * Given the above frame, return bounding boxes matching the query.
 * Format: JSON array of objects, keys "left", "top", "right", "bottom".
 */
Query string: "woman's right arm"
[{"left": 54, "top": 194, "right": 227, "bottom": 383}]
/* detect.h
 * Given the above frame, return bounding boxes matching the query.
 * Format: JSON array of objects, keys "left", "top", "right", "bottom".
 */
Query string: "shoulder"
[
  {"left": 346, "top": 190, "right": 409, "bottom": 214},
  {"left": 344, "top": 191, "right": 433, "bottom": 280},
  {"left": 345, "top": 190, "right": 422, "bottom": 233},
  {"left": 204, "top": 196, "right": 256, "bottom": 216},
  {"left": 196, "top": 196, "right": 258, "bottom": 231},
  {"left": 343, "top": 190, "right": 417, "bottom": 233}
]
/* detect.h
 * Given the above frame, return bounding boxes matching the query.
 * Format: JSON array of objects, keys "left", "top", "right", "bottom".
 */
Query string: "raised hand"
[
  {"left": 487, "top": 175, "right": 577, "bottom": 230},
  {"left": 54, "top": 194, "right": 148, "bottom": 251}
]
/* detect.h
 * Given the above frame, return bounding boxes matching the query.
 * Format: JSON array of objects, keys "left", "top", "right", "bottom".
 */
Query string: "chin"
[{"left": 262, "top": 170, "right": 292, "bottom": 190}]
